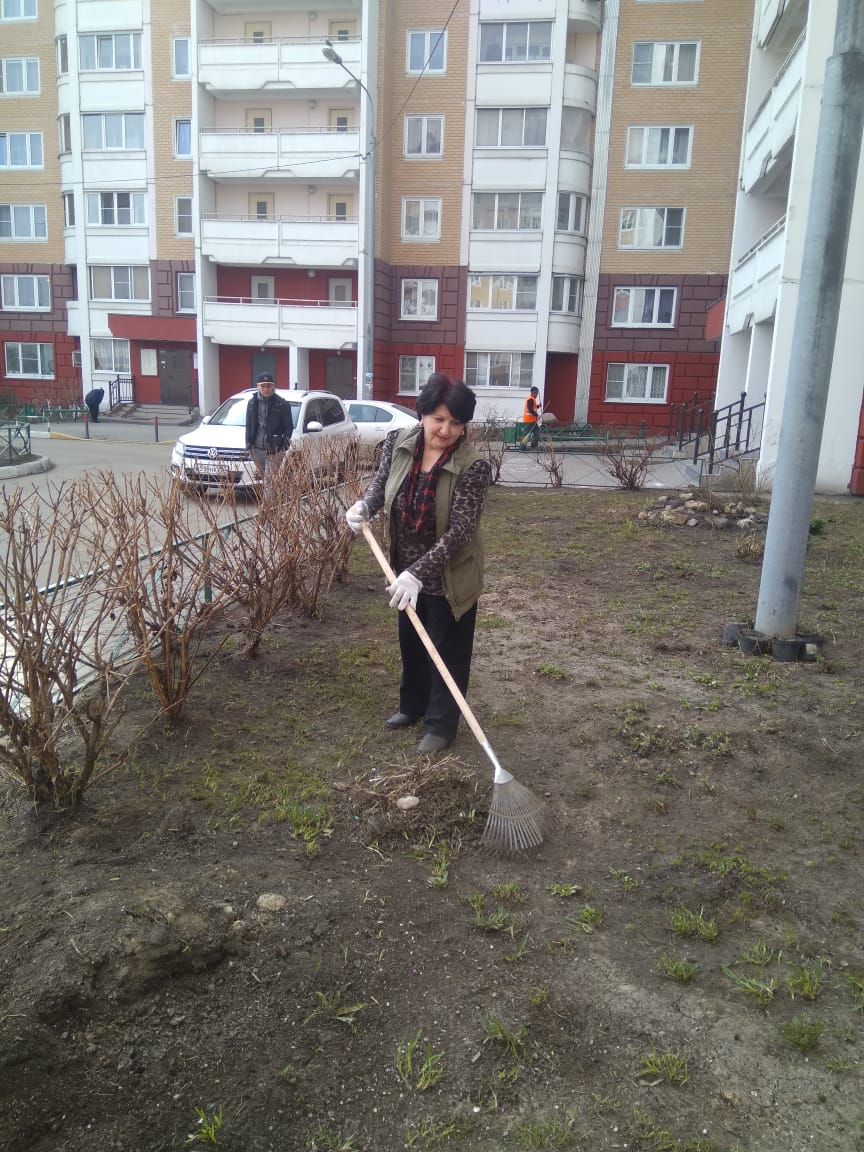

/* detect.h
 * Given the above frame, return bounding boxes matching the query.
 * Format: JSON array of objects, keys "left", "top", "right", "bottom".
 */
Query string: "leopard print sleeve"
[{"left": 408, "top": 458, "right": 492, "bottom": 587}]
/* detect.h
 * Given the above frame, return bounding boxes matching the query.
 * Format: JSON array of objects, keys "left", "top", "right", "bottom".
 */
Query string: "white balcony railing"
[
  {"left": 200, "top": 215, "right": 359, "bottom": 267},
  {"left": 726, "top": 215, "right": 787, "bottom": 333},
  {"left": 199, "top": 128, "right": 361, "bottom": 181},
  {"left": 202, "top": 296, "right": 358, "bottom": 349},
  {"left": 742, "top": 31, "right": 804, "bottom": 193},
  {"left": 568, "top": 0, "right": 602, "bottom": 30},
  {"left": 562, "top": 64, "right": 598, "bottom": 113},
  {"left": 198, "top": 37, "right": 362, "bottom": 93}
]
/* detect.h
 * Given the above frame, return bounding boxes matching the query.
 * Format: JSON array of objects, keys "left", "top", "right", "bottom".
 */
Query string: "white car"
[
  {"left": 171, "top": 388, "right": 357, "bottom": 491},
  {"left": 346, "top": 400, "right": 419, "bottom": 463}
]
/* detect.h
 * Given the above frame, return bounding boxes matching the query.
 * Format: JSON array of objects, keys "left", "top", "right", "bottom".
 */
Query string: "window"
[
  {"left": 402, "top": 197, "right": 441, "bottom": 241},
  {"left": 79, "top": 32, "right": 142, "bottom": 71},
  {"left": 57, "top": 36, "right": 68, "bottom": 75},
  {"left": 173, "top": 38, "right": 191, "bottom": 78},
  {"left": 476, "top": 108, "right": 547, "bottom": 148},
  {"left": 86, "top": 191, "right": 146, "bottom": 226},
  {"left": 612, "top": 286, "right": 676, "bottom": 327},
  {"left": 605, "top": 363, "right": 669, "bottom": 403},
  {"left": 177, "top": 272, "right": 195, "bottom": 312},
  {"left": 0, "top": 57, "right": 39, "bottom": 93},
  {"left": 1, "top": 273, "right": 50, "bottom": 310},
  {"left": 0, "top": 203, "right": 46, "bottom": 239},
  {"left": 469, "top": 274, "right": 537, "bottom": 311},
  {"left": 175, "top": 196, "right": 193, "bottom": 236},
  {"left": 251, "top": 276, "right": 274, "bottom": 301},
  {"left": 479, "top": 22, "right": 552, "bottom": 63},
  {"left": 551, "top": 276, "right": 582, "bottom": 315},
  {"left": 626, "top": 126, "right": 692, "bottom": 168},
  {"left": 556, "top": 192, "right": 585, "bottom": 233},
  {"left": 174, "top": 119, "right": 192, "bottom": 158},
  {"left": 465, "top": 351, "right": 533, "bottom": 389},
  {"left": 472, "top": 192, "right": 542, "bottom": 231},
  {"left": 59, "top": 114, "right": 71, "bottom": 153},
  {"left": 632, "top": 41, "right": 699, "bottom": 85},
  {"left": 399, "top": 355, "right": 435, "bottom": 394},
  {"left": 561, "top": 107, "right": 592, "bottom": 153},
  {"left": 62, "top": 191, "right": 75, "bottom": 226},
  {"left": 92, "top": 337, "right": 129, "bottom": 373},
  {"left": 407, "top": 30, "right": 446, "bottom": 74},
  {"left": 5, "top": 341, "right": 53, "bottom": 377},
  {"left": 82, "top": 113, "right": 145, "bottom": 150},
  {"left": 620, "top": 207, "right": 684, "bottom": 249},
  {"left": 1, "top": 0, "right": 37, "bottom": 17},
  {"left": 89, "top": 265, "right": 150, "bottom": 301},
  {"left": 401, "top": 278, "right": 438, "bottom": 320},
  {"left": 405, "top": 115, "right": 442, "bottom": 158},
  {"left": 0, "top": 132, "right": 42, "bottom": 168}
]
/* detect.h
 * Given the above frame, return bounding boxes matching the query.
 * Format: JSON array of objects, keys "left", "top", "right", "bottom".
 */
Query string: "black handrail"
[
  {"left": 668, "top": 392, "right": 714, "bottom": 447},
  {"left": 108, "top": 375, "right": 135, "bottom": 410},
  {"left": 670, "top": 390, "right": 765, "bottom": 471}
]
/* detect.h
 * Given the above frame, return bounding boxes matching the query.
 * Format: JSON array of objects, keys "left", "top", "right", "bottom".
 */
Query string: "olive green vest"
[{"left": 383, "top": 426, "right": 485, "bottom": 620}]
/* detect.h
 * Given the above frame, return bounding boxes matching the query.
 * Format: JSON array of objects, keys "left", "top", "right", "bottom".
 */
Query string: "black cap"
[{"left": 257, "top": 372, "right": 274, "bottom": 384}]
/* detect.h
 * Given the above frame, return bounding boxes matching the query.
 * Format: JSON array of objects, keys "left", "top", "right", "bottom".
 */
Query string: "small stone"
[
  {"left": 257, "top": 893, "right": 287, "bottom": 913},
  {"left": 396, "top": 795, "right": 420, "bottom": 811}
]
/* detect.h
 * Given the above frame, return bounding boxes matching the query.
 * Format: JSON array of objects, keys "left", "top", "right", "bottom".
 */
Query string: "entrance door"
[
  {"left": 249, "top": 193, "right": 275, "bottom": 220},
  {"left": 325, "top": 355, "right": 354, "bottom": 399},
  {"left": 246, "top": 108, "right": 271, "bottom": 133},
  {"left": 328, "top": 20, "right": 355, "bottom": 41},
  {"left": 252, "top": 351, "right": 276, "bottom": 387},
  {"left": 158, "top": 349, "right": 194, "bottom": 406},
  {"left": 328, "top": 193, "right": 353, "bottom": 221},
  {"left": 329, "top": 108, "right": 354, "bottom": 133},
  {"left": 244, "top": 22, "right": 271, "bottom": 43},
  {"left": 328, "top": 277, "right": 353, "bottom": 304}
]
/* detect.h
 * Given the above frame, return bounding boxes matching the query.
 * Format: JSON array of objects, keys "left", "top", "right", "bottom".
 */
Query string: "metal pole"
[
  {"left": 154, "top": 416, "right": 159, "bottom": 443},
  {"left": 755, "top": 0, "right": 864, "bottom": 638}
]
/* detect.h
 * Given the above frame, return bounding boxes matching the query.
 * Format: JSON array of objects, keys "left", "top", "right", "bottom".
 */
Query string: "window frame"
[
  {"left": 556, "top": 192, "right": 584, "bottom": 234},
  {"left": 631, "top": 41, "right": 700, "bottom": 86},
  {"left": 176, "top": 272, "right": 195, "bottom": 313},
  {"left": 82, "top": 112, "right": 145, "bottom": 151},
  {"left": 464, "top": 350, "right": 534, "bottom": 390},
  {"left": 1, "top": 273, "right": 50, "bottom": 310},
  {"left": 175, "top": 196, "right": 193, "bottom": 236},
  {"left": 0, "top": 202, "right": 46, "bottom": 240},
  {"left": 625, "top": 125, "right": 692, "bottom": 169},
  {"left": 472, "top": 191, "right": 542, "bottom": 232},
  {"left": 174, "top": 118, "right": 192, "bottom": 159},
  {"left": 62, "top": 191, "right": 75, "bottom": 227},
  {"left": 0, "top": 0, "right": 37, "bottom": 19},
  {"left": 404, "top": 114, "right": 443, "bottom": 159},
  {"left": 91, "top": 337, "right": 130, "bottom": 373},
  {"left": 618, "top": 206, "right": 685, "bottom": 250},
  {"left": 85, "top": 190, "right": 146, "bottom": 227},
  {"left": 59, "top": 113, "right": 71, "bottom": 153},
  {"left": 401, "top": 196, "right": 441, "bottom": 241},
  {"left": 0, "top": 131, "right": 42, "bottom": 169},
  {"left": 0, "top": 56, "right": 40, "bottom": 94},
  {"left": 468, "top": 273, "right": 538, "bottom": 312},
  {"left": 478, "top": 21, "right": 553, "bottom": 64},
  {"left": 406, "top": 29, "right": 446, "bottom": 75},
  {"left": 400, "top": 277, "right": 439, "bottom": 321},
  {"left": 475, "top": 107, "right": 547, "bottom": 149},
  {"left": 611, "top": 286, "right": 677, "bottom": 328},
  {"left": 78, "top": 31, "right": 142, "bottom": 72},
  {"left": 605, "top": 362, "right": 670, "bottom": 404},
  {"left": 551, "top": 275, "right": 583, "bottom": 315},
  {"left": 172, "top": 37, "right": 191, "bottom": 79},
  {"left": 88, "top": 265, "right": 150, "bottom": 302},
  {"left": 4, "top": 340, "right": 53, "bottom": 377},
  {"left": 56, "top": 35, "right": 68, "bottom": 75},
  {"left": 399, "top": 355, "right": 435, "bottom": 394}
]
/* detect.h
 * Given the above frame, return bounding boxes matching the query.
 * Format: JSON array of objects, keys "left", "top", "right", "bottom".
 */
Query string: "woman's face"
[{"left": 421, "top": 404, "right": 465, "bottom": 454}]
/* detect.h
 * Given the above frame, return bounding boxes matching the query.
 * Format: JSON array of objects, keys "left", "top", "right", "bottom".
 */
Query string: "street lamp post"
[{"left": 322, "top": 40, "right": 376, "bottom": 401}]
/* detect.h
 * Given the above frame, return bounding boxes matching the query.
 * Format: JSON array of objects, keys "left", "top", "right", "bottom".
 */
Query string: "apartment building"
[
  {"left": 2, "top": 0, "right": 752, "bottom": 432},
  {"left": 715, "top": 0, "right": 864, "bottom": 495}
]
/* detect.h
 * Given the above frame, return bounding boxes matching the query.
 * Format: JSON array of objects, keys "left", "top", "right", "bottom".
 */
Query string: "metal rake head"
[{"left": 480, "top": 779, "right": 546, "bottom": 854}]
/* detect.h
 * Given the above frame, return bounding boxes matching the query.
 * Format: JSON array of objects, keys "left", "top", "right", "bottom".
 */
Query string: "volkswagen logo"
[{"left": 207, "top": 447, "right": 219, "bottom": 459}]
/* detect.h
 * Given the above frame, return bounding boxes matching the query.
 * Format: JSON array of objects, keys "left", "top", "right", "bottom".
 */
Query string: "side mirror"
[
  {"left": 200, "top": 413, "right": 211, "bottom": 425},
  {"left": 305, "top": 420, "right": 324, "bottom": 433}
]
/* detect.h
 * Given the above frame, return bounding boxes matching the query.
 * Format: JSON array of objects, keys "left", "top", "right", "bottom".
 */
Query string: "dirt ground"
[{"left": 1, "top": 484, "right": 862, "bottom": 1152}]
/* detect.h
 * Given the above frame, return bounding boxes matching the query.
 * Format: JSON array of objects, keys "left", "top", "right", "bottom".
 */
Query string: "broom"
[{"left": 361, "top": 522, "right": 546, "bottom": 853}]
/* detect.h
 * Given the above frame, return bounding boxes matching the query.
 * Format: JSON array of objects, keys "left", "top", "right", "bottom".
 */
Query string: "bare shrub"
[
  {"left": 536, "top": 441, "right": 565, "bottom": 488},
  {"left": 0, "top": 483, "right": 141, "bottom": 804},
  {"left": 80, "top": 471, "right": 236, "bottom": 721},
  {"left": 203, "top": 438, "right": 363, "bottom": 658},
  {"left": 471, "top": 414, "right": 507, "bottom": 484},
  {"left": 599, "top": 428, "right": 666, "bottom": 490}
]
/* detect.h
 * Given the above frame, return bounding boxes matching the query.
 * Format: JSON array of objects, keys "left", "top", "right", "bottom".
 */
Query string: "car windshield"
[{"left": 206, "top": 396, "right": 301, "bottom": 428}]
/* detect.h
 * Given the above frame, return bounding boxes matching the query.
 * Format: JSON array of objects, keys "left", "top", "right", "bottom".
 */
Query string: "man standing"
[
  {"left": 520, "top": 386, "right": 542, "bottom": 450},
  {"left": 84, "top": 387, "right": 104, "bottom": 423},
  {"left": 245, "top": 372, "right": 293, "bottom": 488}
]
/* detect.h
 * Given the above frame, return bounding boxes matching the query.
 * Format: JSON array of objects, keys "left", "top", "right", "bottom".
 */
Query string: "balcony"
[
  {"left": 563, "top": 64, "right": 598, "bottom": 113},
  {"left": 199, "top": 128, "right": 361, "bottom": 181},
  {"left": 198, "top": 36, "right": 362, "bottom": 94},
  {"left": 468, "top": 232, "right": 544, "bottom": 273},
  {"left": 202, "top": 296, "right": 358, "bottom": 349},
  {"left": 568, "top": 0, "right": 602, "bottom": 30},
  {"left": 465, "top": 312, "right": 538, "bottom": 350},
  {"left": 726, "top": 215, "right": 786, "bottom": 333},
  {"left": 742, "top": 32, "right": 804, "bottom": 194},
  {"left": 201, "top": 215, "right": 359, "bottom": 267},
  {"left": 547, "top": 313, "right": 582, "bottom": 353}
]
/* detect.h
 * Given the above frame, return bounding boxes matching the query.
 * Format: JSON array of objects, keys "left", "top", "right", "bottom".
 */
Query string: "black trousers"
[
  {"left": 397, "top": 595, "right": 477, "bottom": 739},
  {"left": 86, "top": 401, "right": 100, "bottom": 422}
]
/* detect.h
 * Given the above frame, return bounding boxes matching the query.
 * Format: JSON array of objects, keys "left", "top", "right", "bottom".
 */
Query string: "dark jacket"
[
  {"left": 245, "top": 391, "right": 293, "bottom": 453},
  {"left": 85, "top": 388, "right": 104, "bottom": 406}
]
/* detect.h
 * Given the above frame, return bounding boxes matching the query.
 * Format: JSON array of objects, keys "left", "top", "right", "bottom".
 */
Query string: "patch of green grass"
[
  {"left": 670, "top": 905, "right": 719, "bottom": 942},
  {"left": 515, "top": 1113, "right": 580, "bottom": 1148},
  {"left": 482, "top": 1014, "right": 527, "bottom": 1062},
  {"left": 477, "top": 614, "right": 508, "bottom": 630},
  {"left": 535, "top": 662, "right": 570, "bottom": 681},
  {"left": 786, "top": 962, "right": 823, "bottom": 1002},
  {"left": 187, "top": 1106, "right": 223, "bottom": 1145},
  {"left": 548, "top": 882, "right": 581, "bottom": 898},
  {"left": 492, "top": 880, "right": 527, "bottom": 902},
  {"left": 847, "top": 973, "right": 864, "bottom": 1011},
  {"left": 305, "top": 1125, "right": 359, "bottom": 1151},
  {"left": 303, "top": 990, "right": 368, "bottom": 1033},
  {"left": 658, "top": 954, "right": 697, "bottom": 983},
  {"left": 610, "top": 868, "right": 640, "bottom": 893},
  {"left": 722, "top": 967, "right": 777, "bottom": 1006},
  {"left": 395, "top": 1031, "right": 446, "bottom": 1091},
  {"left": 638, "top": 1047, "right": 690, "bottom": 1086},
  {"left": 528, "top": 986, "right": 549, "bottom": 1008},
  {"left": 567, "top": 903, "right": 603, "bottom": 932},
  {"left": 780, "top": 1014, "right": 824, "bottom": 1052},
  {"left": 629, "top": 1107, "right": 730, "bottom": 1152},
  {"left": 425, "top": 842, "right": 451, "bottom": 889},
  {"left": 741, "top": 938, "right": 777, "bottom": 966},
  {"left": 465, "top": 893, "right": 517, "bottom": 935}
]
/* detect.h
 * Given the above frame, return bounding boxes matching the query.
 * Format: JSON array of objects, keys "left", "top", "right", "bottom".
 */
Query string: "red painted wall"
[
  {"left": 377, "top": 343, "right": 466, "bottom": 400},
  {"left": 588, "top": 351, "right": 720, "bottom": 432},
  {"left": 543, "top": 353, "right": 578, "bottom": 423},
  {"left": 0, "top": 333, "right": 81, "bottom": 406},
  {"left": 850, "top": 393, "right": 864, "bottom": 496},
  {"left": 215, "top": 267, "right": 356, "bottom": 302}
]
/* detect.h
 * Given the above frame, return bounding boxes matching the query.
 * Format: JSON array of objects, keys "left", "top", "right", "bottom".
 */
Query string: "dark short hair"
[
  {"left": 530, "top": 387, "right": 539, "bottom": 395},
  {"left": 257, "top": 372, "right": 274, "bottom": 384},
  {"left": 416, "top": 372, "right": 477, "bottom": 423}
]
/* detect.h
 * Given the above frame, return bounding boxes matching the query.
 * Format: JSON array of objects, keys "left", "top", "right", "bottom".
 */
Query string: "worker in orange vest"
[{"left": 520, "top": 387, "right": 542, "bottom": 450}]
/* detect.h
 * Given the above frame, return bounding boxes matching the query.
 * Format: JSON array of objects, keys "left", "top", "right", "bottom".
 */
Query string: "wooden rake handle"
[{"left": 360, "top": 521, "right": 489, "bottom": 750}]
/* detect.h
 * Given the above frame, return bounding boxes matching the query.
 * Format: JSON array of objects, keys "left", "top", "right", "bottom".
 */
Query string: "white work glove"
[
  {"left": 345, "top": 500, "right": 369, "bottom": 534},
  {"left": 387, "top": 570, "right": 423, "bottom": 611}
]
